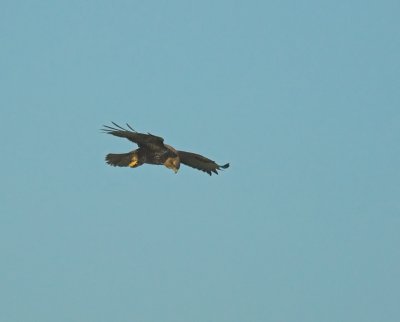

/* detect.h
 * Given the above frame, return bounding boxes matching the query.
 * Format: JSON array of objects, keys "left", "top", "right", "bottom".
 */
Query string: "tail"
[{"left": 105, "top": 152, "right": 136, "bottom": 167}]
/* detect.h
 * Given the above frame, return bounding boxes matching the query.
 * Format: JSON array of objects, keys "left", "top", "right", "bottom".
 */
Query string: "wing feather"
[
  {"left": 177, "top": 150, "right": 229, "bottom": 176},
  {"left": 102, "top": 122, "right": 165, "bottom": 150}
]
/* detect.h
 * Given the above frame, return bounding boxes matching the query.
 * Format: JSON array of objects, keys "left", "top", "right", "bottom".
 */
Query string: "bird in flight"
[{"left": 102, "top": 122, "right": 229, "bottom": 175}]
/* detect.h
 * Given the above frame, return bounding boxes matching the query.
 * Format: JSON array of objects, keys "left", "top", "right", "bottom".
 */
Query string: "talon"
[
  {"left": 128, "top": 160, "right": 138, "bottom": 167},
  {"left": 128, "top": 154, "right": 139, "bottom": 167}
]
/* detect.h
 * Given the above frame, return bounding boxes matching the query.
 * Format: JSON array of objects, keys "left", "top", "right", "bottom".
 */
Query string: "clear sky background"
[{"left": 1, "top": 1, "right": 399, "bottom": 321}]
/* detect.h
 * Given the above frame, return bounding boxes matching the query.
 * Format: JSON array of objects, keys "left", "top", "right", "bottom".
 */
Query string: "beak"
[{"left": 173, "top": 168, "right": 178, "bottom": 174}]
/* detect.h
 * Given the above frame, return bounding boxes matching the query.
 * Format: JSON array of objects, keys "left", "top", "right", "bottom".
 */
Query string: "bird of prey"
[{"left": 102, "top": 122, "right": 229, "bottom": 175}]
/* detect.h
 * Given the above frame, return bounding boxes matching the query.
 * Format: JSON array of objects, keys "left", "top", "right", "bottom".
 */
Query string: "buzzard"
[{"left": 102, "top": 122, "right": 229, "bottom": 175}]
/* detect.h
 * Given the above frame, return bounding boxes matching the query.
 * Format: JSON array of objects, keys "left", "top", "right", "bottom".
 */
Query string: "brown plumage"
[{"left": 102, "top": 122, "right": 229, "bottom": 175}]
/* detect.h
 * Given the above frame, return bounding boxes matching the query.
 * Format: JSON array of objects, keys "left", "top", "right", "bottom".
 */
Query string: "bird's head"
[{"left": 164, "top": 156, "right": 180, "bottom": 174}]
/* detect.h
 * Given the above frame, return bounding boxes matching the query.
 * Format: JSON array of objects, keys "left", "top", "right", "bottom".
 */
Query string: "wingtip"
[
  {"left": 101, "top": 122, "right": 137, "bottom": 133},
  {"left": 126, "top": 123, "right": 136, "bottom": 132}
]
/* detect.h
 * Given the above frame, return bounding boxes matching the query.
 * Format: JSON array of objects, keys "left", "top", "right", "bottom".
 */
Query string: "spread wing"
[
  {"left": 102, "top": 122, "right": 165, "bottom": 150},
  {"left": 177, "top": 150, "right": 229, "bottom": 175}
]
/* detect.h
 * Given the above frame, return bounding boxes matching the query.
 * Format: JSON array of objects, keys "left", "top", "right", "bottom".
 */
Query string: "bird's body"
[{"left": 102, "top": 123, "right": 229, "bottom": 175}]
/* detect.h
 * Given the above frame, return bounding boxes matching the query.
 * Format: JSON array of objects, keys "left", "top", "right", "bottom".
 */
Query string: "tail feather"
[{"left": 105, "top": 152, "right": 135, "bottom": 167}]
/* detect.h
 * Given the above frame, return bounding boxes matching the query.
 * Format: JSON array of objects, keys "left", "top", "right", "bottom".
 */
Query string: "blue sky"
[{"left": 1, "top": 1, "right": 399, "bottom": 321}]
